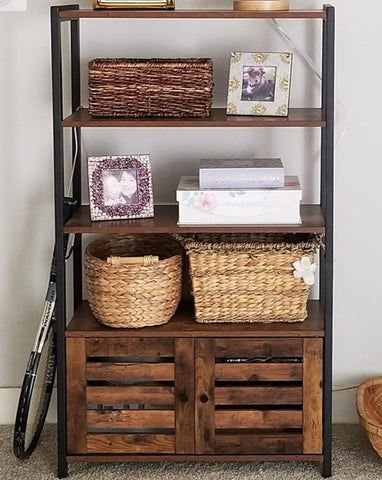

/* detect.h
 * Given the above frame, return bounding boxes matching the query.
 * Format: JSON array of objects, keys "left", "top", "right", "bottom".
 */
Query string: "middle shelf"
[
  {"left": 65, "top": 204, "right": 325, "bottom": 234},
  {"left": 62, "top": 108, "right": 325, "bottom": 128}
]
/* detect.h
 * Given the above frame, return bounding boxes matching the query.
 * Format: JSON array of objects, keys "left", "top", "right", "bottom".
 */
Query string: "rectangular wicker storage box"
[
  {"left": 88, "top": 58, "right": 213, "bottom": 118},
  {"left": 176, "top": 233, "right": 322, "bottom": 324}
]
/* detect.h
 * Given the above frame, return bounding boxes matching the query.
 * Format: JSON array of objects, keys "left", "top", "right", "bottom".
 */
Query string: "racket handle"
[{"left": 107, "top": 255, "right": 159, "bottom": 266}]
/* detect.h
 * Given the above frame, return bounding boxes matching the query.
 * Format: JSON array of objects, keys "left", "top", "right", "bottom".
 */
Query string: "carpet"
[{"left": 1, "top": 425, "right": 382, "bottom": 479}]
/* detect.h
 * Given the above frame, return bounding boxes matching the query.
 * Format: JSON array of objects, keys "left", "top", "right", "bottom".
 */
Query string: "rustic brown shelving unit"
[{"left": 51, "top": 4, "right": 334, "bottom": 478}]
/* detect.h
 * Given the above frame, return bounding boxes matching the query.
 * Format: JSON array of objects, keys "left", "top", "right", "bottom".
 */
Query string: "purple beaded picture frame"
[{"left": 88, "top": 155, "right": 154, "bottom": 221}]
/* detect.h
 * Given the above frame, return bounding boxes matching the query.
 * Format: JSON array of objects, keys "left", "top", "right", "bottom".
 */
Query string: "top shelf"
[{"left": 59, "top": 9, "right": 326, "bottom": 20}]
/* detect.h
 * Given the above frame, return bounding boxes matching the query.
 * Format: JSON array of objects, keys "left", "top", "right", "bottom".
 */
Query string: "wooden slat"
[
  {"left": 195, "top": 339, "right": 215, "bottom": 454},
  {"left": 215, "top": 386, "right": 302, "bottom": 405},
  {"left": 215, "top": 432, "right": 303, "bottom": 455},
  {"left": 87, "top": 410, "right": 174, "bottom": 429},
  {"left": 175, "top": 338, "right": 195, "bottom": 454},
  {"left": 67, "top": 338, "right": 87, "bottom": 454},
  {"left": 303, "top": 338, "right": 323, "bottom": 454},
  {"left": 87, "top": 434, "right": 175, "bottom": 454},
  {"left": 87, "top": 362, "right": 174, "bottom": 381},
  {"left": 215, "top": 338, "right": 303, "bottom": 358},
  {"left": 215, "top": 363, "right": 302, "bottom": 382},
  {"left": 87, "top": 386, "right": 174, "bottom": 405},
  {"left": 215, "top": 410, "right": 302, "bottom": 429},
  {"left": 86, "top": 337, "right": 174, "bottom": 357}
]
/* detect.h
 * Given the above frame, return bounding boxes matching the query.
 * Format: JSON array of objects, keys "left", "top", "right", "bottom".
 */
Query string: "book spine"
[{"left": 199, "top": 168, "right": 284, "bottom": 189}]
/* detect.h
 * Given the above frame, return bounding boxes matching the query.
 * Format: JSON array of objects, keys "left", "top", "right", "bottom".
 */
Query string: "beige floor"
[{"left": 1, "top": 424, "right": 382, "bottom": 479}]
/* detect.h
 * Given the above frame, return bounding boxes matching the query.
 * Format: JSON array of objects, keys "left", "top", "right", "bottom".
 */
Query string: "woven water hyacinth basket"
[
  {"left": 85, "top": 235, "right": 183, "bottom": 328},
  {"left": 175, "top": 233, "right": 322, "bottom": 324},
  {"left": 88, "top": 58, "right": 213, "bottom": 118},
  {"left": 357, "top": 378, "right": 382, "bottom": 457}
]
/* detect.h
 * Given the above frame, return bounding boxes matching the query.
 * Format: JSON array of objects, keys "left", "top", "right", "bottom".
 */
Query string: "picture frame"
[
  {"left": 88, "top": 155, "right": 154, "bottom": 222},
  {"left": 93, "top": 0, "right": 175, "bottom": 9},
  {"left": 226, "top": 52, "right": 293, "bottom": 117}
]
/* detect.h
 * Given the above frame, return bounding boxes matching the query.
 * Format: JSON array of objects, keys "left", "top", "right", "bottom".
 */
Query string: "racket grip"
[{"left": 107, "top": 255, "right": 159, "bottom": 266}]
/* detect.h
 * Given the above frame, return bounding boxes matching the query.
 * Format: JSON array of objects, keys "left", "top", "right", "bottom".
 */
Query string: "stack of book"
[{"left": 176, "top": 158, "right": 302, "bottom": 225}]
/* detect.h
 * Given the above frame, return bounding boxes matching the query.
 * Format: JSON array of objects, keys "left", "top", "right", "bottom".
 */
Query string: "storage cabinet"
[
  {"left": 51, "top": 4, "right": 334, "bottom": 478},
  {"left": 66, "top": 332, "right": 322, "bottom": 457}
]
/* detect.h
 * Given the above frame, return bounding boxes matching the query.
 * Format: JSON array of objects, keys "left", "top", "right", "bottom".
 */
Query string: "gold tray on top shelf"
[{"left": 93, "top": 0, "right": 175, "bottom": 9}]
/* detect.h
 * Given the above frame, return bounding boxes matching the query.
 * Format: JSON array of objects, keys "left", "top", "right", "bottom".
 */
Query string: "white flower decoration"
[{"left": 293, "top": 256, "right": 317, "bottom": 286}]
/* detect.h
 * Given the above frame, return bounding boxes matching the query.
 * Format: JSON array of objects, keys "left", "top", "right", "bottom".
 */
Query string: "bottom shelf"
[
  {"left": 68, "top": 453, "right": 324, "bottom": 463},
  {"left": 66, "top": 300, "right": 324, "bottom": 338}
]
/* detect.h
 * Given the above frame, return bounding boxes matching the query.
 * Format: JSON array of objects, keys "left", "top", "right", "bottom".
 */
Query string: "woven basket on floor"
[
  {"left": 175, "top": 233, "right": 322, "bottom": 324},
  {"left": 357, "top": 378, "right": 382, "bottom": 457},
  {"left": 85, "top": 235, "right": 183, "bottom": 328},
  {"left": 88, "top": 58, "right": 213, "bottom": 118}
]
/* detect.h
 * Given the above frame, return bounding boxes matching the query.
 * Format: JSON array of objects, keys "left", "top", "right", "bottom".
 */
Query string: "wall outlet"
[{"left": 0, "top": 0, "right": 26, "bottom": 11}]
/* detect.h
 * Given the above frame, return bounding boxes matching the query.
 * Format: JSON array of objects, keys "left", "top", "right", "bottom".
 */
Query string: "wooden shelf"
[
  {"left": 64, "top": 204, "right": 325, "bottom": 234},
  {"left": 62, "top": 108, "right": 325, "bottom": 128},
  {"left": 59, "top": 9, "right": 326, "bottom": 20},
  {"left": 66, "top": 300, "right": 324, "bottom": 338}
]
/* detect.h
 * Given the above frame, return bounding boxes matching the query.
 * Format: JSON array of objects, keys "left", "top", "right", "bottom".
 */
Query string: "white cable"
[{"left": 271, "top": 19, "right": 348, "bottom": 148}]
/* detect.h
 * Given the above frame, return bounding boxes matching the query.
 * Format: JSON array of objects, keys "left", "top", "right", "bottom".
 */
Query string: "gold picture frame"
[{"left": 93, "top": 0, "right": 175, "bottom": 9}]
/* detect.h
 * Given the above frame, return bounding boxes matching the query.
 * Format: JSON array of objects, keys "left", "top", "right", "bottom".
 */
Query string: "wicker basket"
[
  {"left": 88, "top": 58, "right": 213, "bottom": 118},
  {"left": 85, "top": 235, "right": 183, "bottom": 328},
  {"left": 175, "top": 233, "right": 322, "bottom": 324},
  {"left": 357, "top": 378, "right": 382, "bottom": 457}
]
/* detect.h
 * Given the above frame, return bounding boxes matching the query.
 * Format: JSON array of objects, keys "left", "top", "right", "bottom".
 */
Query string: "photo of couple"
[{"left": 102, "top": 169, "right": 139, "bottom": 206}]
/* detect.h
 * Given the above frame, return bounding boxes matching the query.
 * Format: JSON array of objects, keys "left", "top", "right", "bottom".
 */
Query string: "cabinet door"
[
  {"left": 66, "top": 337, "right": 194, "bottom": 455},
  {"left": 195, "top": 337, "right": 322, "bottom": 455}
]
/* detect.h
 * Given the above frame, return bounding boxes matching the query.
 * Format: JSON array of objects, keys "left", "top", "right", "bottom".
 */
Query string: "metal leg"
[
  {"left": 321, "top": 5, "right": 335, "bottom": 478},
  {"left": 51, "top": 4, "right": 80, "bottom": 478}
]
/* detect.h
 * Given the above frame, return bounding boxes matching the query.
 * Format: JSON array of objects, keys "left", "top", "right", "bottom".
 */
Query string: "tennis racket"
[{"left": 13, "top": 197, "right": 77, "bottom": 459}]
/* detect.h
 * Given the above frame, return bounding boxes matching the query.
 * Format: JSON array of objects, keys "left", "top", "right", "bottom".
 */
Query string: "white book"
[
  {"left": 176, "top": 176, "right": 302, "bottom": 225},
  {"left": 199, "top": 158, "right": 284, "bottom": 189}
]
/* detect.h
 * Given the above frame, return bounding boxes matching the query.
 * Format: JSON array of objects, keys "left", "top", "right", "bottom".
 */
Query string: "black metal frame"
[
  {"left": 320, "top": 4, "right": 335, "bottom": 478},
  {"left": 51, "top": 5, "right": 335, "bottom": 478}
]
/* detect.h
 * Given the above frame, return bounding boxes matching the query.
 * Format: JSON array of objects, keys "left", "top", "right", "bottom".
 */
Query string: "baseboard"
[
  {"left": 0, "top": 388, "right": 57, "bottom": 425},
  {"left": 0, "top": 387, "right": 358, "bottom": 425},
  {"left": 333, "top": 389, "right": 359, "bottom": 424}
]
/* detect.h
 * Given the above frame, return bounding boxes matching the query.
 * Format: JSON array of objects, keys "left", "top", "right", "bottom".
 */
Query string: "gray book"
[{"left": 199, "top": 158, "right": 284, "bottom": 189}]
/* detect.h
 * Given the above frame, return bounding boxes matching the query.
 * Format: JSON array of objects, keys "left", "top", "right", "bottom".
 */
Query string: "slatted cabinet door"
[
  {"left": 195, "top": 338, "right": 323, "bottom": 455},
  {"left": 66, "top": 337, "right": 195, "bottom": 455}
]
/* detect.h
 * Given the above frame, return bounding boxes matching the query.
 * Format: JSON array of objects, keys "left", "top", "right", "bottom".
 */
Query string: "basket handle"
[{"left": 107, "top": 255, "right": 159, "bottom": 266}]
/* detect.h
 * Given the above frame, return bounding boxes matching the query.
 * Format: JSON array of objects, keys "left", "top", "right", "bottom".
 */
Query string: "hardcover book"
[
  {"left": 199, "top": 158, "right": 284, "bottom": 189},
  {"left": 176, "top": 175, "right": 301, "bottom": 225}
]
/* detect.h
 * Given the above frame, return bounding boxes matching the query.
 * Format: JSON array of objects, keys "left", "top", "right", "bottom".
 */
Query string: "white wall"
[{"left": 0, "top": 0, "right": 380, "bottom": 424}]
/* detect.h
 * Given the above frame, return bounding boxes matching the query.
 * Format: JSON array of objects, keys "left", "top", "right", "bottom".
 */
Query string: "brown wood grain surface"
[
  {"left": 67, "top": 301, "right": 325, "bottom": 338},
  {"left": 65, "top": 204, "right": 325, "bottom": 235},
  {"left": 68, "top": 453, "right": 323, "bottom": 463},
  {"left": 86, "top": 362, "right": 174, "bottom": 381},
  {"left": 215, "top": 432, "right": 303, "bottom": 455},
  {"left": 59, "top": 9, "right": 327, "bottom": 19},
  {"left": 87, "top": 386, "right": 174, "bottom": 405},
  {"left": 62, "top": 108, "right": 325, "bottom": 128},
  {"left": 87, "top": 410, "right": 175, "bottom": 429},
  {"left": 175, "top": 338, "right": 195, "bottom": 454},
  {"left": 66, "top": 338, "right": 87, "bottom": 454},
  {"left": 87, "top": 433, "right": 175, "bottom": 454},
  {"left": 215, "top": 363, "right": 303, "bottom": 382},
  {"left": 303, "top": 338, "right": 323, "bottom": 454},
  {"left": 215, "top": 410, "right": 302, "bottom": 429},
  {"left": 215, "top": 386, "right": 303, "bottom": 405},
  {"left": 195, "top": 339, "right": 215, "bottom": 454},
  {"left": 215, "top": 338, "right": 303, "bottom": 358},
  {"left": 86, "top": 337, "right": 174, "bottom": 357}
]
